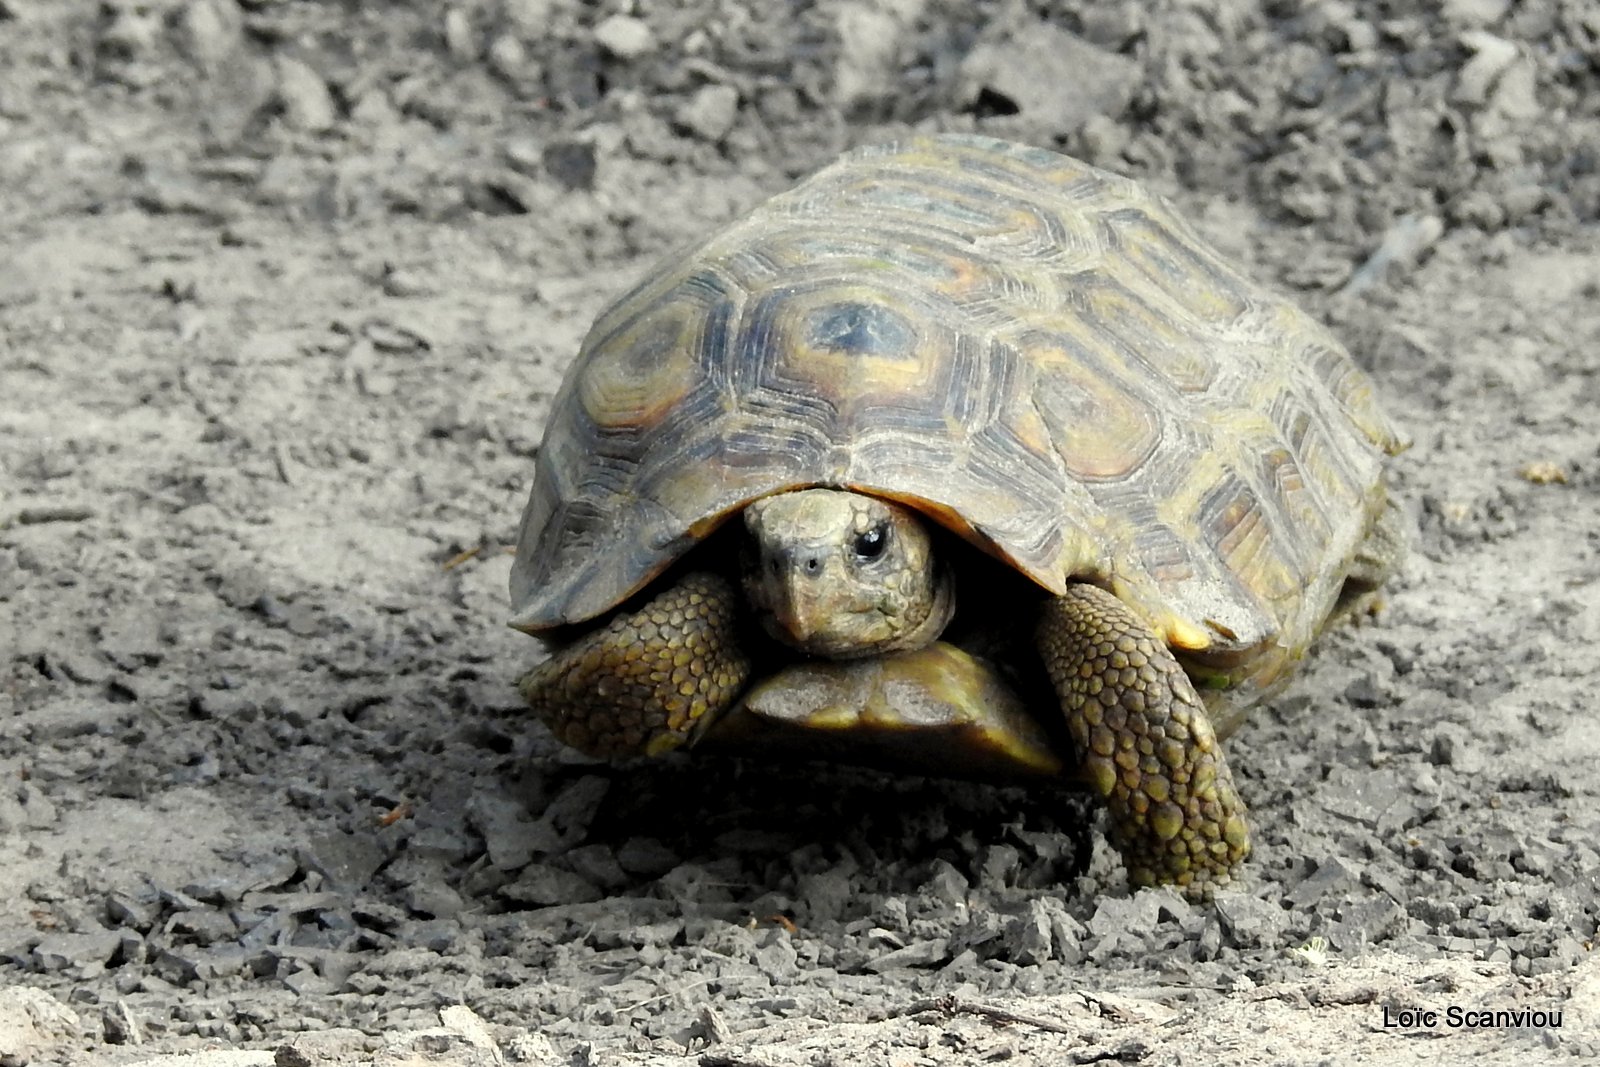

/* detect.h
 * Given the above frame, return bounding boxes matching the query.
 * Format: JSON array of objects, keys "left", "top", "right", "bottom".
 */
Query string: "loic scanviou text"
[{"left": 1382, "top": 1005, "right": 1563, "bottom": 1030}]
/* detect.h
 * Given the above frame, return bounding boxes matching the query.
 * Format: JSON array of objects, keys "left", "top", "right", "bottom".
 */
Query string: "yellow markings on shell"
[
  {"left": 578, "top": 301, "right": 705, "bottom": 431},
  {"left": 1164, "top": 616, "right": 1212, "bottom": 653}
]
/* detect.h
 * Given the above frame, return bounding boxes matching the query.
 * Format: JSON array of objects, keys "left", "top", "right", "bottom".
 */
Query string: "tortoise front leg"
[
  {"left": 1037, "top": 585, "right": 1250, "bottom": 898},
  {"left": 520, "top": 572, "right": 753, "bottom": 759}
]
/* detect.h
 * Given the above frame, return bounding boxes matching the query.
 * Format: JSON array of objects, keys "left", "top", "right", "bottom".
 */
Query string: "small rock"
[
  {"left": 410, "top": 919, "right": 466, "bottom": 954},
  {"left": 616, "top": 837, "right": 680, "bottom": 878},
  {"left": 443, "top": 8, "right": 477, "bottom": 61},
  {"left": 1455, "top": 31, "right": 1518, "bottom": 107},
  {"left": 175, "top": 0, "right": 243, "bottom": 71},
  {"left": 538, "top": 774, "right": 608, "bottom": 848},
  {"left": 831, "top": 1, "right": 909, "bottom": 110},
  {"left": 1441, "top": 0, "right": 1510, "bottom": 27},
  {"left": 593, "top": 15, "right": 654, "bottom": 60},
  {"left": 273, "top": 56, "right": 337, "bottom": 133},
  {"left": 632, "top": 920, "right": 685, "bottom": 948},
  {"left": 296, "top": 831, "right": 386, "bottom": 891},
  {"left": 1212, "top": 893, "right": 1288, "bottom": 949},
  {"left": 149, "top": 946, "right": 200, "bottom": 985},
  {"left": 32, "top": 929, "right": 123, "bottom": 973},
  {"left": 283, "top": 967, "right": 337, "bottom": 996},
  {"left": 1086, "top": 891, "right": 1165, "bottom": 941},
  {"left": 504, "top": 1031, "right": 563, "bottom": 1065},
  {"left": 17, "top": 785, "right": 58, "bottom": 830},
  {"left": 977, "top": 844, "right": 1021, "bottom": 890},
  {"left": 403, "top": 877, "right": 466, "bottom": 921},
  {"left": 486, "top": 33, "right": 531, "bottom": 83},
  {"left": 468, "top": 791, "right": 557, "bottom": 872},
  {"left": 1048, "top": 905, "right": 1088, "bottom": 965},
  {"left": 676, "top": 84, "right": 739, "bottom": 142},
  {"left": 1320, "top": 766, "right": 1406, "bottom": 830},
  {"left": 1342, "top": 674, "right": 1386, "bottom": 708},
  {"left": 0, "top": 988, "right": 80, "bottom": 1066},
  {"left": 754, "top": 933, "right": 798, "bottom": 980},
  {"left": 166, "top": 907, "right": 240, "bottom": 945},
  {"left": 920, "top": 860, "right": 969, "bottom": 907},
  {"left": 864, "top": 938, "right": 949, "bottom": 972},
  {"left": 1286, "top": 856, "right": 1361, "bottom": 909},
  {"left": 1328, "top": 895, "right": 1405, "bottom": 951},
  {"left": 542, "top": 139, "right": 597, "bottom": 191},
  {"left": 563, "top": 844, "right": 629, "bottom": 890},
  {"left": 100, "top": 1000, "right": 143, "bottom": 1046},
  {"left": 958, "top": 22, "right": 1139, "bottom": 128},
  {"left": 948, "top": 909, "right": 1008, "bottom": 957},
  {"left": 500, "top": 863, "right": 602, "bottom": 906},
  {"left": 502, "top": 0, "right": 556, "bottom": 35},
  {"left": 275, "top": 1045, "right": 314, "bottom": 1067},
  {"left": 1003, "top": 900, "right": 1054, "bottom": 965}
]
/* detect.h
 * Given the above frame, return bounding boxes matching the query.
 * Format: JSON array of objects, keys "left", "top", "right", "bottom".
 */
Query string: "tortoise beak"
[{"left": 766, "top": 549, "right": 829, "bottom": 644}]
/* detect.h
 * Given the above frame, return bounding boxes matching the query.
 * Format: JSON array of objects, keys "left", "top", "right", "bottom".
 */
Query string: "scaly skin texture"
[
  {"left": 519, "top": 572, "right": 752, "bottom": 758},
  {"left": 1038, "top": 584, "right": 1250, "bottom": 899}
]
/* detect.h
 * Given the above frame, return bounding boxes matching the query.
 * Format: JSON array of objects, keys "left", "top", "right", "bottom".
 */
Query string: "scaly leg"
[
  {"left": 520, "top": 572, "right": 752, "bottom": 758},
  {"left": 1037, "top": 585, "right": 1250, "bottom": 899}
]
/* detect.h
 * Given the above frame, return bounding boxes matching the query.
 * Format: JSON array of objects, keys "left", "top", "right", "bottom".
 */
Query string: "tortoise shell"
[{"left": 511, "top": 134, "right": 1401, "bottom": 703}]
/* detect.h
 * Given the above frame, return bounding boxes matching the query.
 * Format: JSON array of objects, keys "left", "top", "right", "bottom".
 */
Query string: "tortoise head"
[{"left": 741, "top": 488, "right": 954, "bottom": 659}]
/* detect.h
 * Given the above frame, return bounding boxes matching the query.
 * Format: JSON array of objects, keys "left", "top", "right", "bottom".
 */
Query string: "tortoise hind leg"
[
  {"left": 519, "top": 572, "right": 753, "bottom": 758},
  {"left": 1036, "top": 585, "right": 1249, "bottom": 899},
  {"left": 1335, "top": 494, "right": 1407, "bottom": 617}
]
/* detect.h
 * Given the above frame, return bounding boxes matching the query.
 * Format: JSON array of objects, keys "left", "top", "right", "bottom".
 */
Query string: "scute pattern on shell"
[{"left": 511, "top": 134, "right": 1401, "bottom": 688}]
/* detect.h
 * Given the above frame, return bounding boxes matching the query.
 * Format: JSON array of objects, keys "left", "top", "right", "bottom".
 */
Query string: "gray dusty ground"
[{"left": 2, "top": 1, "right": 1598, "bottom": 1064}]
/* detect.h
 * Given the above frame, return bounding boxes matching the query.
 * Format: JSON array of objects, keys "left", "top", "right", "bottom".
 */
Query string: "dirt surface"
[{"left": 2, "top": 0, "right": 1598, "bottom": 1064}]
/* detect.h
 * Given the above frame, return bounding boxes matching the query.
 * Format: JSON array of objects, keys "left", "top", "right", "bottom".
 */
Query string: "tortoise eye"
[{"left": 853, "top": 524, "right": 889, "bottom": 561}]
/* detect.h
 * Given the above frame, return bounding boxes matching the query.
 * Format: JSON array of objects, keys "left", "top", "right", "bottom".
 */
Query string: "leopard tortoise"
[{"left": 508, "top": 134, "right": 1404, "bottom": 897}]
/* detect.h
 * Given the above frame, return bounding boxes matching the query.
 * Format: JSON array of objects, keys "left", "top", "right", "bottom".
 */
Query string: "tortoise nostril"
[{"left": 805, "top": 556, "right": 820, "bottom": 573}]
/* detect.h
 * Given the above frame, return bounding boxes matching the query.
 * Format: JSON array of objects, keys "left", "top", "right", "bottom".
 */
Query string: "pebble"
[
  {"left": 948, "top": 909, "right": 1006, "bottom": 957},
  {"left": 958, "top": 23, "right": 1139, "bottom": 129},
  {"left": 539, "top": 775, "right": 608, "bottom": 849},
  {"left": 1320, "top": 766, "right": 1406, "bottom": 830},
  {"left": 272, "top": 56, "right": 337, "bottom": 133},
  {"left": 1086, "top": 891, "right": 1165, "bottom": 941},
  {"left": 754, "top": 933, "right": 799, "bottom": 980},
  {"left": 296, "top": 831, "right": 386, "bottom": 891},
  {"left": 443, "top": 8, "right": 477, "bottom": 61},
  {"left": 32, "top": 930, "right": 123, "bottom": 973},
  {"left": 1442, "top": 0, "right": 1511, "bottom": 27},
  {"left": 1287, "top": 856, "right": 1361, "bottom": 909},
  {"left": 500, "top": 863, "right": 602, "bottom": 906},
  {"left": 864, "top": 938, "right": 949, "bottom": 972},
  {"left": 614, "top": 836, "right": 680, "bottom": 878},
  {"left": 1328, "top": 896, "right": 1405, "bottom": 951},
  {"left": 541, "top": 139, "right": 597, "bottom": 191},
  {"left": 166, "top": 908, "right": 240, "bottom": 945},
  {"left": 175, "top": 0, "right": 243, "bottom": 71},
  {"left": 563, "top": 844, "right": 630, "bottom": 891},
  {"left": 0, "top": 988, "right": 79, "bottom": 1065},
  {"left": 1002, "top": 900, "right": 1053, "bottom": 965},
  {"left": 593, "top": 15, "right": 654, "bottom": 60},
  {"left": 468, "top": 791, "right": 557, "bottom": 871},
  {"left": 676, "top": 84, "right": 739, "bottom": 142},
  {"left": 920, "top": 860, "right": 969, "bottom": 907},
  {"left": 1212, "top": 893, "right": 1288, "bottom": 949},
  {"left": 283, "top": 968, "right": 337, "bottom": 996}
]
